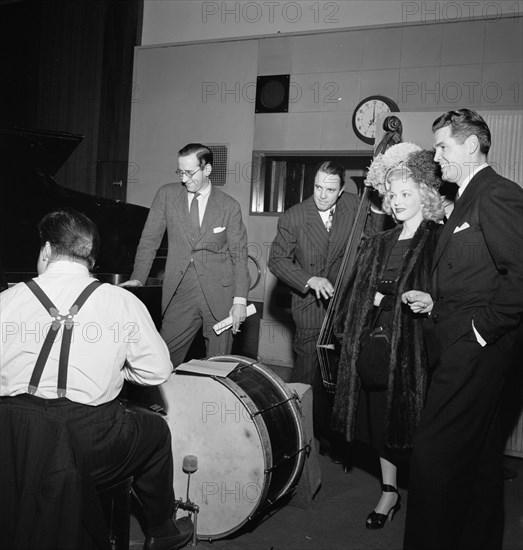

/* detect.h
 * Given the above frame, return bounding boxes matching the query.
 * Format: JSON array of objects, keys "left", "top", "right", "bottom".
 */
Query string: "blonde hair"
[{"left": 382, "top": 167, "right": 445, "bottom": 222}]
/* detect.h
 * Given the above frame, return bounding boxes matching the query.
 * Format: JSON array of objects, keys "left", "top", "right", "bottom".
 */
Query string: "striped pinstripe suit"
[
  {"left": 269, "top": 191, "right": 372, "bottom": 444},
  {"left": 269, "top": 192, "right": 361, "bottom": 366}
]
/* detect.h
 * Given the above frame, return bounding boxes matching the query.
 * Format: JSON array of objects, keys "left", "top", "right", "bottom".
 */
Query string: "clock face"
[{"left": 352, "top": 96, "right": 399, "bottom": 145}]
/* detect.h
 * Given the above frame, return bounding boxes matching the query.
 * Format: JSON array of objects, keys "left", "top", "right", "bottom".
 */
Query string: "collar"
[
  {"left": 458, "top": 163, "right": 488, "bottom": 197},
  {"left": 188, "top": 182, "right": 212, "bottom": 200},
  {"left": 41, "top": 260, "right": 91, "bottom": 277},
  {"left": 318, "top": 205, "right": 336, "bottom": 219}
]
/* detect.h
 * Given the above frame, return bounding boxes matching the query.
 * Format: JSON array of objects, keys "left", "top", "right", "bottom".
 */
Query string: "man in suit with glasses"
[{"left": 123, "top": 143, "right": 250, "bottom": 368}]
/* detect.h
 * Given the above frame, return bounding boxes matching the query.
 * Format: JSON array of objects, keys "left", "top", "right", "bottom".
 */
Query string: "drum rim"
[{"left": 206, "top": 356, "right": 307, "bottom": 508}]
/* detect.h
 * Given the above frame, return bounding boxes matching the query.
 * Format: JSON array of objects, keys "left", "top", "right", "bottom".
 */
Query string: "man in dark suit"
[
  {"left": 268, "top": 161, "right": 383, "bottom": 456},
  {"left": 403, "top": 109, "right": 523, "bottom": 550},
  {"left": 123, "top": 143, "right": 250, "bottom": 367}
]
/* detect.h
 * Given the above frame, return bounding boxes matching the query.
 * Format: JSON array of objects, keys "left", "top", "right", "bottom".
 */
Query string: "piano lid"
[
  {"left": 0, "top": 126, "right": 84, "bottom": 177},
  {"left": 0, "top": 126, "right": 154, "bottom": 276}
]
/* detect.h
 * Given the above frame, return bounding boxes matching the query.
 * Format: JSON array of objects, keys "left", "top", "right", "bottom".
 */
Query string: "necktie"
[
  {"left": 324, "top": 207, "right": 334, "bottom": 232},
  {"left": 189, "top": 192, "right": 201, "bottom": 238}
]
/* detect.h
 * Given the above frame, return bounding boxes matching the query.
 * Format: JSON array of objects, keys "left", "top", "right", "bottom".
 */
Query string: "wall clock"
[{"left": 352, "top": 95, "right": 399, "bottom": 145}]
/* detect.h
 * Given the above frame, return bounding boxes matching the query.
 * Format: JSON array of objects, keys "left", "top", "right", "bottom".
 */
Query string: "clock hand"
[{"left": 367, "top": 104, "right": 377, "bottom": 128}]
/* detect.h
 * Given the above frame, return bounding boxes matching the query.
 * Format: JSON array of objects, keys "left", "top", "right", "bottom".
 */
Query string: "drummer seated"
[{"left": 0, "top": 209, "right": 193, "bottom": 550}]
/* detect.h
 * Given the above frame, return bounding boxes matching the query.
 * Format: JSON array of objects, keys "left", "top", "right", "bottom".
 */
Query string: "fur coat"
[{"left": 332, "top": 220, "right": 440, "bottom": 450}]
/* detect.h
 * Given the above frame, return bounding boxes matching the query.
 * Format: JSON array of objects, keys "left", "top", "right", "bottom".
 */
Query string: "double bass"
[{"left": 316, "top": 116, "right": 403, "bottom": 392}]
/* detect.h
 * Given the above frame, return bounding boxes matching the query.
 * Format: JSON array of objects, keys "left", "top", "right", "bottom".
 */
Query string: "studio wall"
[
  {"left": 141, "top": 0, "right": 522, "bottom": 46},
  {"left": 128, "top": 15, "right": 522, "bottom": 303}
]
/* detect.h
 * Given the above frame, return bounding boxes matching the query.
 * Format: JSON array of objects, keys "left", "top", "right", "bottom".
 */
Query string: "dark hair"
[
  {"left": 432, "top": 109, "right": 491, "bottom": 155},
  {"left": 37, "top": 209, "right": 99, "bottom": 269},
  {"left": 315, "top": 161, "right": 345, "bottom": 188},
  {"left": 178, "top": 143, "right": 213, "bottom": 167}
]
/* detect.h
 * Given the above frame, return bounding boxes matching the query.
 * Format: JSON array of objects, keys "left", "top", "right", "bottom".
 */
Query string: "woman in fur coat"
[{"left": 332, "top": 149, "right": 445, "bottom": 530}]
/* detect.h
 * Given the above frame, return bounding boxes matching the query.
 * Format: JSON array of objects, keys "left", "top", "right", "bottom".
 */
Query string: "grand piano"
[
  {"left": 0, "top": 127, "right": 152, "bottom": 276},
  {"left": 0, "top": 126, "right": 168, "bottom": 326}
]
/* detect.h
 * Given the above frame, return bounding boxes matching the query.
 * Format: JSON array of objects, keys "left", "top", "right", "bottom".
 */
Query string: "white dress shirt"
[
  {"left": 0, "top": 261, "right": 172, "bottom": 405},
  {"left": 318, "top": 206, "right": 335, "bottom": 228},
  {"left": 457, "top": 163, "right": 488, "bottom": 198},
  {"left": 187, "top": 181, "right": 212, "bottom": 226}
]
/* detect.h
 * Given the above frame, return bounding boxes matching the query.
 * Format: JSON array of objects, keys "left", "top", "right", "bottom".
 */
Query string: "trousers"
[
  {"left": 10, "top": 393, "right": 175, "bottom": 530},
  {"left": 404, "top": 334, "right": 509, "bottom": 550},
  {"left": 161, "top": 264, "right": 232, "bottom": 367}
]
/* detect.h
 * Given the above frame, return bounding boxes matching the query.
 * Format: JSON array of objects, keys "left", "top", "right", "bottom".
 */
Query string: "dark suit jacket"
[
  {"left": 428, "top": 166, "right": 523, "bottom": 359},
  {"left": 131, "top": 183, "right": 250, "bottom": 319},
  {"left": 268, "top": 192, "right": 362, "bottom": 330},
  {"left": 0, "top": 398, "right": 109, "bottom": 550}
]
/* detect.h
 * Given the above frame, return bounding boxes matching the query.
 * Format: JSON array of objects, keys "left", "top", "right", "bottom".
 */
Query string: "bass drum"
[{"left": 160, "top": 355, "right": 306, "bottom": 540}]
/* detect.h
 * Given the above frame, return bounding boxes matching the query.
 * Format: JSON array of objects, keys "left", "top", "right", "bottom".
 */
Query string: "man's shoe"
[{"left": 144, "top": 516, "right": 194, "bottom": 550}]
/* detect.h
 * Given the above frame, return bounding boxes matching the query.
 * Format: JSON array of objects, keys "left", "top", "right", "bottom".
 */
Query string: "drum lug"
[
  {"left": 291, "top": 390, "right": 303, "bottom": 405},
  {"left": 265, "top": 444, "right": 310, "bottom": 473}
]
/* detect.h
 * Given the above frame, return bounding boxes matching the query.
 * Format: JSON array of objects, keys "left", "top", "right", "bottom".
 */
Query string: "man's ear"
[
  {"left": 339, "top": 186, "right": 345, "bottom": 196},
  {"left": 465, "top": 134, "right": 480, "bottom": 155},
  {"left": 42, "top": 241, "right": 52, "bottom": 261},
  {"left": 204, "top": 163, "right": 212, "bottom": 178}
]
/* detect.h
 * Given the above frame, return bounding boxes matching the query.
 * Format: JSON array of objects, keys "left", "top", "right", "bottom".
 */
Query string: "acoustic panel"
[{"left": 207, "top": 144, "right": 228, "bottom": 186}]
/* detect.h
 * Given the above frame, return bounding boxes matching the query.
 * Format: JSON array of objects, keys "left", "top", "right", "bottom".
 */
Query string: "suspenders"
[{"left": 24, "top": 279, "right": 103, "bottom": 398}]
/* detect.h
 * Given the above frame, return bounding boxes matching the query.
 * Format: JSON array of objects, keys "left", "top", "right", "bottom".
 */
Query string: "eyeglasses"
[{"left": 175, "top": 167, "right": 202, "bottom": 179}]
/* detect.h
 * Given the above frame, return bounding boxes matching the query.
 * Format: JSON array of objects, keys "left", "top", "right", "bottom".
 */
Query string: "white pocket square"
[
  {"left": 213, "top": 226, "right": 226, "bottom": 233},
  {"left": 453, "top": 222, "right": 470, "bottom": 234}
]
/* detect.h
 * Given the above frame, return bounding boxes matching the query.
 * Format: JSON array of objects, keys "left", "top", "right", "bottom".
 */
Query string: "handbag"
[{"left": 356, "top": 304, "right": 392, "bottom": 388}]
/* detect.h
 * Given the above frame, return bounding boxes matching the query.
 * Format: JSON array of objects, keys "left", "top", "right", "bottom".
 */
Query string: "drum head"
[
  {"left": 161, "top": 369, "right": 270, "bottom": 539},
  {"left": 160, "top": 356, "right": 305, "bottom": 540}
]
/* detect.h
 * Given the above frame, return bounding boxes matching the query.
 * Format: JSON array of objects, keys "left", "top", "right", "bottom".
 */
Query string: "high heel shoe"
[{"left": 366, "top": 484, "right": 401, "bottom": 529}]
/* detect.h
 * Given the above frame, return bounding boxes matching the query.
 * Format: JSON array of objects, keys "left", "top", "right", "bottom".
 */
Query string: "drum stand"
[
  {"left": 174, "top": 455, "right": 200, "bottom": 546},
  {"left": 174, "top": 498, "right": 199, "bottom": 546}
]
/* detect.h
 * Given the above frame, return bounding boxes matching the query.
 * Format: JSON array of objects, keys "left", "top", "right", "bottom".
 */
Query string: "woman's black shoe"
[{"left": 366, "top": 484, "right": 401, "bottom": 529}]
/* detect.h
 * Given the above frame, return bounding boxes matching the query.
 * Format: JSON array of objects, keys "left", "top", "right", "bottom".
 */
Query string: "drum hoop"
[
  {"left": 206, "top": 355, "right": 306, "bottom": 504},
  {"left": 247, "top": 361, "right": 306, "bottom": 501}
]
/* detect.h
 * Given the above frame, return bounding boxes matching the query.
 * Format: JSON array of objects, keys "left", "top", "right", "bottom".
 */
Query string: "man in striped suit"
[{"left": 269, "top": 161, "right": 382, "bottom": 458}]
